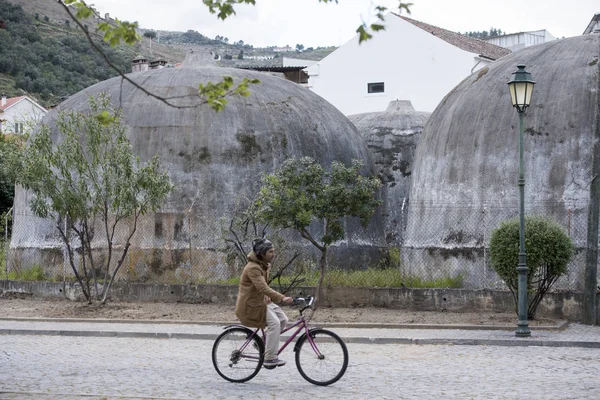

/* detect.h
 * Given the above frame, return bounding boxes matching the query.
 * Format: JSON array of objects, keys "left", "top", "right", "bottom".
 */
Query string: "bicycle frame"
[{"left": 231, "top": 314, "right": 322, "bottom": 363}]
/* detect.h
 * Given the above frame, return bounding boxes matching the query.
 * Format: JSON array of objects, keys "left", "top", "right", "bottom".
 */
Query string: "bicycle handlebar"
[{"left": 293, "top": 296, "right": 314, "bottom": 309}]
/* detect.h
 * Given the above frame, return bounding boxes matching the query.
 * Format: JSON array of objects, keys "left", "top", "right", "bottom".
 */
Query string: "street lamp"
[{"left": 507, "top": 64, "right": 535, "bottom": 337}]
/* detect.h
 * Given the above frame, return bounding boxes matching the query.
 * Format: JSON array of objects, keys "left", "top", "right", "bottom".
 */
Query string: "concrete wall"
[{"left": 2, "top": 280, "right": 598, "bottom": 322}]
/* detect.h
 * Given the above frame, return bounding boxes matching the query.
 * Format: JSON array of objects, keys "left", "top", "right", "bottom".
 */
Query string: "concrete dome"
[
  {"left": 404, "top": 34, "right": 600, "bottom": 289},
  {"left": 348, "top": 100, "right": 430, "bottom": 245},
  {"left": 12, "top": 63, "right": 384, "bottom": 279}
]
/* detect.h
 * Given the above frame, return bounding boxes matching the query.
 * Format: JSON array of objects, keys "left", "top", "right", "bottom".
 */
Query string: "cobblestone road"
[{"left": 1, "top": 335, "right": 599, "bottom": 399}]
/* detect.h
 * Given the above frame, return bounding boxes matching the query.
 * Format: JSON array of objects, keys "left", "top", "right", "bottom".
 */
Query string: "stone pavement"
[{"left": 1, "top": 318, "right": 600, "bottom": 399}]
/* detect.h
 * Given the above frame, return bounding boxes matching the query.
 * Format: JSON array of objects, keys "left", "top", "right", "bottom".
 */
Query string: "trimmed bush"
[{"left": 490, "top": 216, "right": 573, "bottom": 319}]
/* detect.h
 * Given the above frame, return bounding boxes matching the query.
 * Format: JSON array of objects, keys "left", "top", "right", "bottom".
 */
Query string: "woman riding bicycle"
[{"left": 235, "top": 238, "right": 294, "bottom": 367}]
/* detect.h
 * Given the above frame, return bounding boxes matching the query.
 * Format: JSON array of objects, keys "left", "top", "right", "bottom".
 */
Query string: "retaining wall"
[{"left": 1, "top": 280, "right": 598, "bottom": 322}]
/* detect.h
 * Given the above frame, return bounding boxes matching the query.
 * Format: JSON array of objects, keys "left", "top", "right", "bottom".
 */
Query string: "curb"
[
  {"left": 0, "top": 317, "right": 570, "bottom": 331},
  {"left": 1, "top": 328, "right": 598, "bottom": 348}
]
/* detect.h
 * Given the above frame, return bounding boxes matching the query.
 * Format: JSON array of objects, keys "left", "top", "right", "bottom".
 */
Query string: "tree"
[
  {"left": 237, "top": 50, "right": 243, "bottom": 60},
  {"left": 464, "top": 27, "right": 504, "bottom": 39},
  {"left": 295, "top": 43, "right": 304, "bottom": 51},
  {"left": 489, "top": 216, "right": 573, "bottom": 319},
  {"left": 16, "top": 93, "right": 173, "bottom": 304},
  {"left": 251, "top": 157, "right": 381, "bottom": 306},
  {"left": 143, "top": 30, "right": 157, "bottom": 39}
]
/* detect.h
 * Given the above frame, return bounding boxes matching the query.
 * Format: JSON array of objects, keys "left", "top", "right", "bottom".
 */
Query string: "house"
[
  {"left": 484, "top": 30, "right": 556, "bottom": 51},
  {"left": 0, "top": 94, "right": 47, "bottom": 135},
  {"left": 583, "top": 12, "right": 600, "bottom": 34},
  {"left": 305, "top": 14, "right": 510, "bottom": 115},
  {"left": 131, "top": 55, "right": 170, "bottom": 73},
  {"left": 272, "top": 45, "right": 293, "bottom": 52}
]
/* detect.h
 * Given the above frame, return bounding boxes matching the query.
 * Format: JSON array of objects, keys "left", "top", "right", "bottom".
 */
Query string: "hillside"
[
  {"left": 0, "top": 0, "right": 335, "bottom": 107},
  {"left": 146, "top": 29, "right": 336, "bottom": 66},
  {"left": 1, "top": 0, "right": 185, "bottom": 107}
]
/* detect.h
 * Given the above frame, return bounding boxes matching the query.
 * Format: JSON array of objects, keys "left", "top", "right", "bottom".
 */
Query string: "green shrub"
[
  {"left": 5, "top": 265, "right": 48, "bottom": 281},
  {"left": 489, "top": 216, "right": 573, "bottom": 319}
]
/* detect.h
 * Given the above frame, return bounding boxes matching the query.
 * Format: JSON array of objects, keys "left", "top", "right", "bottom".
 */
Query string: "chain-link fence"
[
  {"left": 402, "top": 201, "right": 590, "bottom": 290},
  {"left": 1, "top": 201, "right": 595, "bottom": 292}
]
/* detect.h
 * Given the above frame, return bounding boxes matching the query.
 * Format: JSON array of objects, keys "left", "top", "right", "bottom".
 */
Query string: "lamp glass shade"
[
  {"left": 509, "top": 81, "right": 534, "bottom": 109},
  {"left": 507, "top": 65, "right": 535, "bottom": 113}
]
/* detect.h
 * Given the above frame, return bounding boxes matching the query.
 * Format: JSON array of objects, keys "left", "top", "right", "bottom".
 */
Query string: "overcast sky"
[{"left": 87, "top": 0, "right": 599, "bottom": 48}]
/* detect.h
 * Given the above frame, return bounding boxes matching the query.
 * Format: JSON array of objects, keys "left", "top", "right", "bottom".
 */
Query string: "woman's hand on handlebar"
[{"left": 282, "top": 296, "right": 294, "bottom": 305}]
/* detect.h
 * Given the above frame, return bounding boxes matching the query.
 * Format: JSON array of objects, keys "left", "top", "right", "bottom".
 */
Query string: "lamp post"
[{"left": 507, "top": 65, "right": 535, "bottom": 337}]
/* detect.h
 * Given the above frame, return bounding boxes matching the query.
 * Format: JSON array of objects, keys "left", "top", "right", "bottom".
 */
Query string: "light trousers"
[{"left": 264, "top": 302, "right": 289, "bottom": 360}]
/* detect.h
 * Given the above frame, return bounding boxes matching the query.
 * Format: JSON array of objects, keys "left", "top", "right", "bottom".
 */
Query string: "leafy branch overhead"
[
  {"left": 203, "top": 0, "right": 412, "bottom": 43},
  {"left": 199, "top": 76, "right": 261, "bottom": 112},
  {"left": 60, "top": 0, "right": 411, "bottom": 116},
  {"left": 356, "top": 3, "right": 412, "bottom": 43},
  {"left": 60, "top": 0, "right": 260, "bottom": 115}
]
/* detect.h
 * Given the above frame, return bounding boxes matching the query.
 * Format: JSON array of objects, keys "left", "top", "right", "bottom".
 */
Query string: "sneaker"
[{"left": 263, "top": 358, "right": 286, "bottom": 367}]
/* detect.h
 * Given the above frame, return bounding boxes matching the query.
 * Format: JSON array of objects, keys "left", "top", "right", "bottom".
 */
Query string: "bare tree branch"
[{"left": 58, "top": 1, "right": 257, "bottom": 111}]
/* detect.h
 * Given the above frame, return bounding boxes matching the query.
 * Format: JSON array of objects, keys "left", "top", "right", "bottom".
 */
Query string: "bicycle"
[{"left": 211, "top": 296, "right": 349, "bottom": 386}]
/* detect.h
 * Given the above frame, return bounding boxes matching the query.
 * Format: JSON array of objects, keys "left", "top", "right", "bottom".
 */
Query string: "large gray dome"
[
  {"left": 348, "top": 100, "right": 430, "bottom": 245},
  {"left": 11, "top": 64, "right": 384, "bottom": 280},
  {"left": 404, "top": 34, "right": 600, "bottom": 289}
]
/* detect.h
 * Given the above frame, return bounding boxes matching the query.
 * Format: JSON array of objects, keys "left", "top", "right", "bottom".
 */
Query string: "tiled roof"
[
  {"left": 0, "top": 95, "right": 27, "bottom": 111},
  {"left": 393, "top": 14, "right": 511, "bottom": 60}
]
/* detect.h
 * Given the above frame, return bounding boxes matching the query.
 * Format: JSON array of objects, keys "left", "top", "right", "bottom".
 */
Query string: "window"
[
  {"left": 367, "top": 82, "right": 385, "bottom": 94},
  {"left": 14, "top": 122, "right": 24, "bottom": 134}
]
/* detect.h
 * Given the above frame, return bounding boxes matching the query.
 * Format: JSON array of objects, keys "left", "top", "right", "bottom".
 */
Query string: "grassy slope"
[{"left": 2, "top": 0, "right": 332, "bottom": 103}]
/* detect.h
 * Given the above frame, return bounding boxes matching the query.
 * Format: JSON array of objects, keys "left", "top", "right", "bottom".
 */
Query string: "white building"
[
  {"left": 305, "top": 14, "right": 509, "bottom": 115},
  {"left": 0, "top": 94, "right": 47, "bottom": 135},
  {"left": 484, "top": 30, "right": 556, "bottom": 51},
  {"left": 283, "top": 57, "right": 317, "bottom": 68}
]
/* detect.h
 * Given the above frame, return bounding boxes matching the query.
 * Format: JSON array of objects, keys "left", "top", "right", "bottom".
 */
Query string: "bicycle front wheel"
[
  {"left": 212, "top": 327, "right": 264, "bottom": 383},
  {"left": 295, "top": 328, "right": 348, "bottom": 386}
]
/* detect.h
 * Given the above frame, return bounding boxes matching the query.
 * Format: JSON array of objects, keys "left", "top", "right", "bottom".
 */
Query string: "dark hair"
[{"left": 252, "top": 238, "right": 273, "bottom": 256}]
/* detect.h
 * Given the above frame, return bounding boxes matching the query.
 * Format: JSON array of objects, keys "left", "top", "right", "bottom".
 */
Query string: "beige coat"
[{"left": 235, "top": 252, "right": 285, "bottom": 328}]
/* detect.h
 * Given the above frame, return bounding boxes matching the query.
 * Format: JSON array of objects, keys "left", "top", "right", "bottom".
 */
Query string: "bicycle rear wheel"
[
  {"left": 212, "top": 327, "right": 264, "bottom": 383},
  {"left": 295, "top": 328, "right": 348, "bottom": 386}
]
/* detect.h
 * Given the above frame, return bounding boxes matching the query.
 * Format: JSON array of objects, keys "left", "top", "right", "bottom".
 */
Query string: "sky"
[{"left": 87, "top": 0, "right": 599, "bottom": 48}]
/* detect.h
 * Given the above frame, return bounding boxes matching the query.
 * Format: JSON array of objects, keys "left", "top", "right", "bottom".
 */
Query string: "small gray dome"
[{"left": 348, "top": 100, "right": 430, "bottom": 245}]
